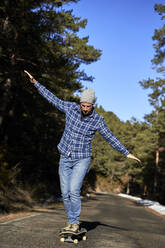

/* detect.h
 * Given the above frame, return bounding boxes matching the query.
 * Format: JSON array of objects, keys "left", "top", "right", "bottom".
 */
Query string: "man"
[{"left": 24, "top": 70, "right": 141, "bottom": 232}]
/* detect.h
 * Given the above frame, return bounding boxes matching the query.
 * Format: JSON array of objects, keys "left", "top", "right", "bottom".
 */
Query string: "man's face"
[{"left": 80, "top": 102, "right": 93, "bottom": 116}]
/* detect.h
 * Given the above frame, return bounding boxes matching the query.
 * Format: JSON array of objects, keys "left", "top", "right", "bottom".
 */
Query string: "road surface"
[{"left": 0, "top": 193, "right": 165, "bottom": 247}]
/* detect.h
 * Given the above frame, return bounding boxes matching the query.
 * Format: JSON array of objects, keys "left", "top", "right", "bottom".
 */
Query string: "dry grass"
[
  {"left": 0, "top": 184, "right": 34, "bottom": 213},
  {"left": 94, "top": 174, "right": 124, "bottom": 194},
  {"left": 0, "top": 212, "right": 34, "bottom": 222}
]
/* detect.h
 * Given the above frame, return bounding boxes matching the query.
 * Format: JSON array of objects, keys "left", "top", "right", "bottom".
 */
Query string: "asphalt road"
[{"left": 0, "top": 193, "right": 165, "bottom": 248}]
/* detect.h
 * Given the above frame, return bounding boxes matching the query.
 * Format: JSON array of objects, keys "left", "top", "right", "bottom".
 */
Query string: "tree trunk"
[
  {"left": 154, "top": 148, "right": 159, "bottom": 193},
  {"left": 143, "top": 185, "right": 147, "bottom": 196},
  {"left": 0, "top": 78, "right": 12, "bottom": 127},
  {"left": 126, "top": 181, "right": 130, "bottom": 195}
]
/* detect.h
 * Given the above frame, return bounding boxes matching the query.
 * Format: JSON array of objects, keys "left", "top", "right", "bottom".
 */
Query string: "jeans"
[{"left": 59, "top": 155, "right": 91, "bottom": 224}]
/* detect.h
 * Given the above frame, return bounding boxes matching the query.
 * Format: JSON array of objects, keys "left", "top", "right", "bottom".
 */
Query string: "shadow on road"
[{"left": 80, "top": 220, "right": 129, "bottom": 232}]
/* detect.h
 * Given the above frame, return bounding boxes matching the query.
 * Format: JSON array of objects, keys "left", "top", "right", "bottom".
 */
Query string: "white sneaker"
[
  {"left": 70, "top": 223, "right": 79, "bottom": 233},
  {"left": 62, "top": 222, "right": 72, "bottom": 232}
]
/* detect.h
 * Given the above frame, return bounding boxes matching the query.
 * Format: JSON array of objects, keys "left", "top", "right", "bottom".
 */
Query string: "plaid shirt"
[{"left": 35, "top": 82, "right": 129, "bottom": 159}]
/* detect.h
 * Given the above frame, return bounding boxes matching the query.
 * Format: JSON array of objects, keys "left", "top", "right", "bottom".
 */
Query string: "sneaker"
[
  {"left": 70, "top": 223, "right": 79, "bottom": 233},
  {"left": 61, "top": 222, "right": 72, "bottom": 232}
]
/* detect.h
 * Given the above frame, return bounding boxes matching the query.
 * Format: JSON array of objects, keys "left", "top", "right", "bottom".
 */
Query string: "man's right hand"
[{"left": 24, "top": 70, "right": 36, "bottom": 84}]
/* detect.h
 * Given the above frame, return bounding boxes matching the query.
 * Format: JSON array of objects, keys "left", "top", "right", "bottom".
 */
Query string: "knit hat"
[{"left": 80, "top": 88, "right": 96, "bottom": 104}]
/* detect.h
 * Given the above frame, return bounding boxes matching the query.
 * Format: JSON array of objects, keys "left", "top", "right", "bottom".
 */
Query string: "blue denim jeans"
[{"left": 59, "top": 155, "right": 91, "bottom": 224}]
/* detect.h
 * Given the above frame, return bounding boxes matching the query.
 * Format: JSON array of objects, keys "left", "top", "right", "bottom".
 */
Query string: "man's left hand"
[{"left": 126, "top": 153, "right": 141, "bottom": 163}]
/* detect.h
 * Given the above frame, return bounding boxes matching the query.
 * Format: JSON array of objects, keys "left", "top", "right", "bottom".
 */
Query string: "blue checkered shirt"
[{"left": 35, "top": 82, "right": 129, "bottom": 159}]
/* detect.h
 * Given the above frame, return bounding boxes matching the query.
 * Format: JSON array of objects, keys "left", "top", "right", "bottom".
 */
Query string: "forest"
[{"left": 0, "top": 0, "right": 165, "bottom": 213}]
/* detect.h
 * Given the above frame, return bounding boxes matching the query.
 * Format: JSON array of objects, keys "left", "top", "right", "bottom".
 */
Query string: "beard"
[
  {"left": 82, "top": 110, "right": 89, "bottom": 116},
  {"left": 81, "top": 108, "right": 93, "bottom": 117}
]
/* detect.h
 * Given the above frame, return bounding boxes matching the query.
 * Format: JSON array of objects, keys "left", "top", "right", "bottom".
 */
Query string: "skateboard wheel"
[
  {"left": 60, "top": 237, "right": 65, "bottom": 242},
  {"left": 82, "top": 236, "right": 87, "bottom": 241},
  {"left": 74, "top": 239, "right": 78, "bottom": 244}
]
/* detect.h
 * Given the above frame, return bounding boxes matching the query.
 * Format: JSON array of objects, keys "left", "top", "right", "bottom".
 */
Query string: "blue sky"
[{"left": 66, "top": 0, "right": 164, "bottom": 122}]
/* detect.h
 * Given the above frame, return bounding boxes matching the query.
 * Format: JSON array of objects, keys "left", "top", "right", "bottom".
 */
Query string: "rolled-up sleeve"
[
  {"left": 97, "top": 117, "right": 129, "bottom": 156},
  {"left": 34, "top": 81, "right": 73, "bottom": 113}
]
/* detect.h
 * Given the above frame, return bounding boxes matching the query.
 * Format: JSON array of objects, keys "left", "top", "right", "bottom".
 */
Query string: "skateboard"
[{"left": 59, "top": 228, "right": 87, "bottom": 244}]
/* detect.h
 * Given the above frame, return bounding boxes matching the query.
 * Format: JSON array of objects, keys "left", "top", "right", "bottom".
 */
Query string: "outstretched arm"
[
  {"left": 97, "top": 117, "right": 141, "bottom": 163},
  {"left": 97, "top": 117, "right": 129, "bottom": 156},
  {"left": 24, "top": 70, "right": 73, "bottom": 113}
]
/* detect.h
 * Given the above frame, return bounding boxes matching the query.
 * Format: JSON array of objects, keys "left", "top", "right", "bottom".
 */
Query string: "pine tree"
[
  {"left": 139, "top": 3, "right": 165, "bottom": 197},
  {"left": 0, "top": 0, "right": 101, "bottom": 194}
]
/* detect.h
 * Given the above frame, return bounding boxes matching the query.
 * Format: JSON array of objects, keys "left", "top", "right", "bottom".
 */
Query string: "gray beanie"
[{"left": 80, "top": 88, "right": 96, "bottom": 104}]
